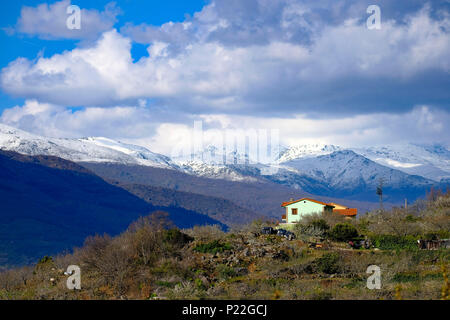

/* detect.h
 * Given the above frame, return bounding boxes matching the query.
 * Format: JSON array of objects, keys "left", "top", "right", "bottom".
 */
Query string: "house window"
[{"left": 292, "top": 208, "right": 298, "bottom": 215}]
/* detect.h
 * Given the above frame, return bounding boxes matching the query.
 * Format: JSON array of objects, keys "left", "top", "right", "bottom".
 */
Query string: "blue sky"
[
  {"left": 0, "top": 0, "right": 449, "bottom": 154},
  {"left": 0, "top": 0, "right": 207, "bottom": 111}
]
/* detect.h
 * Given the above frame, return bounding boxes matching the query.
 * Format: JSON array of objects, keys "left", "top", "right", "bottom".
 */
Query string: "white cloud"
[
  {"left": 0, "top": 0, "right": 449, "bottom": 150},
  {"left": 0, "top": 99, "right": 159, "bottom": 139},
  {"left": 1, "top": 6, "right": 449, "bottom": 115},
  {"left": 15, "top": 0, "right": 120, "bottom": 40},
  {"left": 2, "top": 101, "right": 448, "bottom": 156}
]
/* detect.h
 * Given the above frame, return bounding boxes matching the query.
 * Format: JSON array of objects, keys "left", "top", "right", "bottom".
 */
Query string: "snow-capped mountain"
[
  {"left": 178, "top": 161, "right": 260, "bottom": 182},
  {"left": 0, "top": 124, "right": 447, "bottom": 203},
  {"left": 285, "top": 150, "right": 433, "bottom": 193},
  {"left": 79, "top": 137, "right": 175, "bottom": 168},
  {"left": 0, "top": 124, "right": 177, "bottom": 169},
  {"left": 278, "top": 144, "right": 343, "bottom": 162},
  {"left": 353, "top": 144, "right": 450, "bottom": 182},
  {"left": 172, "top": 145, "right": 260, "bottom": 182},
  {"left": 278, "top": 143, "right": 450, "bottom": 182},
  {"left": 172, "top": 144, "right": 253, "bottom": 165}
]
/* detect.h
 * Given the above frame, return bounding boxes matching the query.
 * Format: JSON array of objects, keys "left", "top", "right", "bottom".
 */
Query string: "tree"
[{"left": 376, "top": 178, "right": 384, "bottom": 210}]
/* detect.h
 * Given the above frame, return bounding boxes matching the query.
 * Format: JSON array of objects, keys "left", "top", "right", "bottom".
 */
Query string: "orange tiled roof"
[{"left": 333, "top": 208, "right": 358, "bottom": 216}]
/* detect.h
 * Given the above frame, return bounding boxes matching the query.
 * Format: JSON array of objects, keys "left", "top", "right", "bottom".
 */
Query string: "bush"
[
  {"left": 371, "top": 235, "right": 418, "bottom": 250},
  {"left": 313, "top": 253, "right": 340, "bottom": 274},
  {"left": 329, "top": 223, "right": 358, "bottom": 242},
  {"left": 37, "top": 256, "right": 53, "bottom": 265},
  {"left": 311, "top": 219, "right": 330, "bottom": 232},
  {"left": 392, "top": 272, "right": 420, "bottom": 283},
  {"left": 293, "top": 219, "right": 330, "bottom": 241},
  {"left": 163, "top": 229, "right": 193, "bottom": 247},
  {"left": 311, "top": 290, "right": 333, "bottom": 300},
  {"left": 183, "top": 225, "right": 225, "bottom": 242},
  {"left": 216, "top": 264, "right": 236, "bottom": 280},
  {"left": 193, "top": 240, "right": 232, "bottom": 254}
]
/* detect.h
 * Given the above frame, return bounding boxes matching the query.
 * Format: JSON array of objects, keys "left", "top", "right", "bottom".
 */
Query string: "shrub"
[
  {"left": 193, "top": 240, "right": 232, "bottom": 254},
  {"left": 371, "top": 235, "right": 418, "bottom": 250},
  {"left": 329, "top": 223, "right": 358, "bottom": 242},
  {"left": 423, "top": 232, "right": 439, "bottom": 241},
  {"left": 392, "top": 272, "right": 420, "bottom": 283},
  {"left": 125, "top": 212, "right": 175, "bottom": 265},
  {"left": 293, "top": 223, "right": 327, "bottom": 241},
  {"left": 183, "top": 225, "right": 225, "bottom": 242},
  {"left": 216, "top": 264, "right": 236, "bottom": 280},
  {"left": 297, "top": 212, "right": 346, "bottom": 228},
  {"left": 313, "top": 253, "right": 340, "bottom": 274},
  {"left": 311, "top": 219, "right": 330, "bottom": 232},
  {"left": 311, "top": 290, "right": 333, "bottom": 300},
  {"left": 405, "top": 215, "right": 420, "bottom": 222},
  {"left": 163, "top": 229, "right": 193, "bottom": 247},
  {"left": 37, "top": 256, "right": 53, "bottom": 265},
  {"left": 166, "top": 281, "right": 200, "bottom": 299}
]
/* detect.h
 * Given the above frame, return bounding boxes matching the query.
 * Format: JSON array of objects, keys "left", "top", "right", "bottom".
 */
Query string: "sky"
[{"left": 0, "top": 0, "right": 449, "bottom": 156}]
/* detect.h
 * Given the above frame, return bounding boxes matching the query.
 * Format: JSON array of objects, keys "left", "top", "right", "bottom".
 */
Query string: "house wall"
[{"left": 285, "top": 200, "right": 325, "bottom": 223}]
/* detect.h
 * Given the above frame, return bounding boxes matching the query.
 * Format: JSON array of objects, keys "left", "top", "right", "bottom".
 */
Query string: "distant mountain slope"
[
  {"left": 115, "top": 182, "right": 262, "bottom": 226},
  {"left": 280, "top": 150, "right": 436, "bottom": 201},
  {"left": 278, "top": 144, "right": 343, "bottom": 162},
  {"left": 0, "top": 151, "right": 224, "bottom": 268},
  {"left": 1, "top": 124, "right": 443, "bottom": 205},
  {"left": 0, "top": 124, "right": 177, "bottom": 169},
  {"left": 353, "top": 144, "right": 450, "bottom": 182},
  {"left": 81, "top": 162, "right": 383, "bottom": 219},
  {"left": 172, "top": 143, "right": 446, "bottom": 202},
  {"left": 278, "top": 143, "right": 450, "bottom": 182}
]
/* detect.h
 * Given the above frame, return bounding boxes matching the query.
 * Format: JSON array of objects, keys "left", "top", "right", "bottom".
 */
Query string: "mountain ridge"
[{"left": 1, "top": 124, "right": 447, "bottom": 204}]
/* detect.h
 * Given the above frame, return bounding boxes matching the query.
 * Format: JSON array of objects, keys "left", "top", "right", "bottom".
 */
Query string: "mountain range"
[
  {"left": 0, "top": 123, "right": 448, "bottom": 266},
  {"left": 1, "top": 123, "right": 448, "bottom": 203}
]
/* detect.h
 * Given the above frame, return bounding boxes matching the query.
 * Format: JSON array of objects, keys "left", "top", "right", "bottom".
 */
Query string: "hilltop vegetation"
[{"left": 0, "top": 192, "right": 449, "bottom": 300}]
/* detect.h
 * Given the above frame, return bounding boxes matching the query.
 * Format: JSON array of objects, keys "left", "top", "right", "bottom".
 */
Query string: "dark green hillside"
[{"left": 0, "top": 151, "right": 225, "bottom": 268}]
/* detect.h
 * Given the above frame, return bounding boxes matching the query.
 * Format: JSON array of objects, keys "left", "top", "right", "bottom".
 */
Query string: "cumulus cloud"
[
  {"left": 0, "top": 0, "right": 449, "bottom": 150},
  {"left": 14, "top": 0, "right": 120, "bottom": 40},
  {"left": 1, "top": 2, "right": 449, "bottom": 116}
]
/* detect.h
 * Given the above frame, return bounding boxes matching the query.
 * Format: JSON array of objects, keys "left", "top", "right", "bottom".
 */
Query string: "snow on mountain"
[
  {"left": 172, "top": 145, "right": 252, "bottom": 165},
  {"left": 172, "top": 145, "right": 260, "bottom": 182},
  {"left": 1, "top": 124, "right": 446, "bottom": 201},
  {"left": 353, "top": 144, "right": 450, "bottom": 182},
  {"left": 284, "top": 150, "right": 431, "bottom": 188},
  {"left": 0, "top": 124, "right": 177, "bottom": 169},
  {"left": 277, "top": 150, "right": 436, "bottom": 201},
  {"left": 79, "top": 137, "right": 175, "bottom": 167},
  {"left": 278, "top": 144, "right": 342, "bottom": 162},
  {"left": 179, "top": 161, "right": 260, "bottom": 182},
  {"left": 278, "top": 143, "right": 450, "bottom": 182}
]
